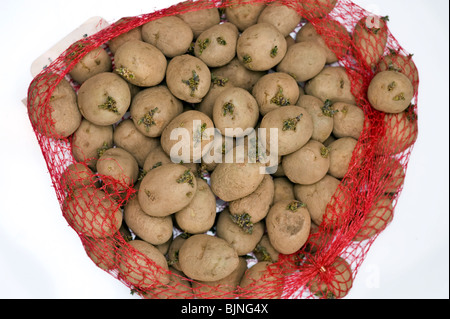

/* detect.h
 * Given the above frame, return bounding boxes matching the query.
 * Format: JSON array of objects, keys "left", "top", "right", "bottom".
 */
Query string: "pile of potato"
[{"left": 30, "top": 0, "right": 418, "bottom": 299}]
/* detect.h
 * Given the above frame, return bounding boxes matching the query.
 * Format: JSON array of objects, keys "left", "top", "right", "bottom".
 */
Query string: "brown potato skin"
[
  {"left": 257, "top": 3, "right": 302, "bottom": 37},
  {"left": 77, "top": 72, "right": 131, "bottom": 126},
  {"left": 178, "top": 234, "right": 240, "bottom": 282},
  {"left": 130, "top": 85, "right": 184, "bottom": 138},
  {"left": 216, "top": 209, "right": 265, "bottom": 256},
  {"left": 239, "top": 261, "right": 282, "bottom": 299},
  {"left": 353, "top": 196, "right": 393, "bottom": 242},
  {"left": 175, "top": 178, "right": 217, "bottom": 234},
  {"left": 272, "top": 177, "right": 295, "bottom": 205},
  {"left": 114, "top": 40, "right": 167, "bottom": 87},
  {"left": 118, "top": 239, "right": 170, "bottom": 289},
  {"left": 368, "top": 70, "right": 414, "bottom": 114},
  {"left": 236, "top": 23, "right": 287, "bottom": 71},
  {"left": 259, "top": 105, "right": 314, "bottom": 156},
  {"left": 61, "top": 163, "right": 98, "bottom": 192},
  {"left": 332, "top": 102, "right": 365, "bottom": 140},
  {"left": 69, "top": 47, "right": 112, "bottom": 84},
  {"left": 71, "top": 119, "right": 114, "bottom": 169},
  {"left": 141, "top": 16, "right": 194, "bottom": 58},
  {"left": 124, "top": 196, "right": 173, "bottom": 246},
  {"left": 63, "top": 187, "right": 122, "bottom": 238},
  {"left": 283, "top": 139, "right": 330, "bottom": 185},
  {"left": 225, "top": 1, "right": 266, "bottom": 32},
  {"left": 353, "top": 16, "right": 388, "bottom": 69},
  {"left": 108, "top": 25, "right": 142, "bottom": 55},
  {"left": 266, "top": 199, "right": 311, "bottom": 255},
  {"left": 166, "top": 55, "right": 212, "bottom": 104},
  {"left": 113, "top": 119, "right": 160, "bottom": 167},
  {"left": 327, "top": 137, "right": 358, "bottom": 179},
  {"left": 96, "top": 147, "right": 140, "bottom": 188},
  {"left": 138, "top": 163, "right": 198, "bottom": 217},
  {"left": 229, "top": 174, "right": 274, "bottom": 224},
  {"left": 297, "top": 95, "right": 334, "bottom": 143},
  {"left": 178, "top": 8, "right": 221, "bottom": 38}
]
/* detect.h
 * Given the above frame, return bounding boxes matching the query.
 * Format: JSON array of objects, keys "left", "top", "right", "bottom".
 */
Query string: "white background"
[{"left": 0, "top": 0, "right": 448, "bottom": 299}]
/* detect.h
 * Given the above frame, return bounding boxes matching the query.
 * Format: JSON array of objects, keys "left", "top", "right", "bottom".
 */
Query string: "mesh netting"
[{"left": 26, "top": 0, "right": 419, "bottom": 299}]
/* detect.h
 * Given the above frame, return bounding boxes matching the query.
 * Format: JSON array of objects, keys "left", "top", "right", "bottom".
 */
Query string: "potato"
[
  {"left": 297, "top": 95, "right": 334, "bottom": 143},
  {"left": 142, "top": 144, "right": 172, "bottom": 173},
  {"left": 138, "top": 163, "right": 197, "bottom": 217},
  {"left": 305, "top": 66, "right": 356, "bottom": 105},
  {"left": 216, "top": 208, "right": 265, "bottom": 256},
  {"left": 299, "top": 0, "right": 337, "bottom": 19},
  {"left": 69, "top": 47, "right": 112, "bottom": 84},
  {"left": 113, "top": 119, "right": 160, "bottom": 167},
  {"left": 197, "top": 74, "right": 234, "bottom": 118},
  {"left": 118, "top": 239, "right": 170, "bottom": 289},
  {"left": 166, "top": 55, "right": 212, "bottom": 103},
  {"left": 353, "top": 16, "right": 389, "bottom": 69},
  {"left": 368, "top": 70, "right": 414, "bottom": 114},
  {"left": 239, "top": 261, "right": 282, "bottom": 299},
  {"left": 63, "top": 187, "right": 122, "bottom": 238},
  {"left": 308, "top": 256, "right": 353, "bottom": 299},
  {"left": 254, "top": 234, "right": 280, "bottom": 263},
  {"left": 266, "top": 199, "right": 311, "bottom": 255},
  {"left": 296, "top": 19, "right": 351, "bottom": 64},
  {"left": 277, "top": 41, "right": 327, "bottom": 83},
  {"left": 130, "top": 85, "right": 184, "bottom": 138},
  {"left": 124, "top": 197, "right": 173, "bottom": 246},
  {"left": 327, "top": 137, "right": 358, "bottom": 179},
  {"left": 61, "top": 162, "right": 98, "bottom": 192},
  {"left": 175, "top": 178, "right": 217, "bottom": 234},
  {"left": 108, "top": 24, "right": 142, "bottom": 55},
  {"left": 212, "top": 87, "right": 260, "bottom": 138},
  {"left": 141, "top": 16, "right": 194, "bottom": 58},
  {"left": 376, "top": 110, "right": 418, "bottom": 155},
  {"left": 211, "top": 57, "right": 266, "bottom": 92},
  {"left": 236, "top": 23, "right": 287, "bottom": 71},
  {"left": 178, "top": 8, "right": 221, "bottom": 38},
  {"left": 97, "top": 147, "right": 140, "bottom": 191},
  {"left": 225, "top": 0, "right": 266, "bottom": 32},
  {"left": 229, "top": 174, "right": 274, "bottom": 224},
  {"left": 332, "top": 102, "right": 365, "bottom": 140},
  {"left": 377, "top": 52, "right": 419, "bottom": 93},
  {"left": 283, "top": 140, "right": 331, "bottom": 185},
  {"left": 381, "top": 156, "right": 406, "bottom": 194},
  {"left": 29, "top": 76, "right": 82, "bottom": 138},
  {"left": 272, "top": 177, "right": 295, "bottom": 204},
  {"left": 192, "top": 257, "right": 247, "bottom": 299},
  {"left": 294, "top": 174, "right": 341, "bottom": 226},
  {"left": 194, "top": 22, "right": 239, "bottom": 68},
  {"left": 114, "top": 40, "right": 167, "bottom": 87},
  {"left": 77, "top": 72, "right": 131, "bottom": 126},
  {"left": 210, "top": 147, "right": 265, "bottom": 202},
  {"left": 353, "top": 196, "right": 393, "bottom": 242},
  {"left": 259, "top": 105, "right": 314, "bottom": 156},
  {"left": 167, "top": 234, "right": 188, "bottom": 272},
  {"left": 257, "top": 3, "right": 302, "bottom": 37},
  {"left": 83, "top": 235, "right": 118, "bottom": 271},
  {"left": 252, "top": 72, "right": 300, "bottom": 116},
  {"left": 178, "top": 234, "right": 240, "bottom": 282},
  {"left": 160, "top": 110, "right": 215, "bottom": 164},
  {"left": 71, "top": 119, "right": 114, "bottom": 169},
  {"left": 145, "top": 267, "right": 193, "bottom": 299}
]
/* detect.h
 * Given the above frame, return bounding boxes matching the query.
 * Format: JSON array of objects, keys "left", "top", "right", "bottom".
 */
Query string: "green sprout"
[
  {"left": 320, "top": 147, "right": 330, "bottom": 158},
  {"left": 270, "top": 46, "right": 279, "bottom": 58},
  {"left": 242, "top": 54, "right": 252, "bottom": 65},
  {"left": 287, "top": 200, "right": 306, "bottom": 212},
  {"left": 211, "top": 73, "right": 229, "bottom": 87},
  {"left": 137, "top": 107, "right": 160, "bottom": 132},
  {"left": 97, "top": 142, "right": 110, "bottom": 158},
  {"left": 230, "top": 213, "right": 254, "bottom": 234},
  {"left": 388, "top": 81, "right": 397, "bottom": 92},
  {"left": 176, "top": 170, "right": 195, "bottom": 188},
  {"left": 271, "top": 86, "right": 290, "bottom": 106},
  {"left": 393, "top": 92, "right": 405, "bottom": 101},
  {"left": 98, "top": 96, "right": 119, "bottom": 114},
  {"left": 254, "top": 244, "right": 273, "bottom": 262},
  {"left": 197, "top": 38, "right": 211, "bottom": 55},
  {"left": 193, "top": 122, "right": 208, "bottom": 146},
  {"left": 223, "top": 102, "right": 235, "bottom": 119},
  {"left": 321, "top": 100, "right": 339, "bottom": 117},
  {"left": 115, "top": 67, "right": 135, "bottom": 81},
  {"left": 216, "top": 37, "right": 227, "bottom": 45},
  {"left": 182, "top": 70, "right": 200, "bottom": 97},
  {"left": 282, "top": 114, "right": 303, "bottom": 132}
]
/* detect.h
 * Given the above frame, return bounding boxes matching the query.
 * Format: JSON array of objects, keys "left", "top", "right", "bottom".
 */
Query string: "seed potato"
[
  {"left": 239, "top": 261, "right": 282, "bottom": 299},
  {"left": 236, "top": 22, "right": 287, "bottom": 71},
  {"left": 178, "top": 234, "right": 240, "bottom": 282},
  {"left": 108, "top": 24, "right": 142, "bottom": 55},
  {"left": 272, "top": 177, "right": 295, "bottom": 204},
  {"left": 69, "top": 47, "right": 112, "bottom": 84},
  {"left": 114, "top": 40, "right": 167, "bottom": 87},
  {"left": 130, "top": 85, "right": 184, "bottom": 138},
  {"left": 254, "top": 234, "right": 280, "bottom": 263},
  {"left": 332, "top": 102, "right": 365, "bottom": 140},
  {"left": 178, "top": 8, "right": 221, "bottom": 38},
  {"left": 225, "top": 1, "right": 266, "bottom": 32},
  {"left": 266, "top": 199, "right": 311, "bottom": 255},
  {"left": 297, "top": 95, "right": 334, "bottom": 143},
  {"left": 300, "top": 0, "right": 338, "bottom": 19},
  {"left": 257, "top": 3, "right": 302, "bottom": 37},
  {"left": 138, "top": 163, "right": 198, "bottom": 217},
  {"left": 327, "top": 137, "right": 358, "bottom": 179}
]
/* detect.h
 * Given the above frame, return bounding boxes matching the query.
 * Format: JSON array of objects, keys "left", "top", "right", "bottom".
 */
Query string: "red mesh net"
[{"left": 26, "top": 0, "right": 419, "bottom": 299}]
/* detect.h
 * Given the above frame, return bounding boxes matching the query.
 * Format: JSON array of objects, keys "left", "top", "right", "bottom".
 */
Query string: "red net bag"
[{"left": 26, "top": 0, "right": 419, "bottom": 299}]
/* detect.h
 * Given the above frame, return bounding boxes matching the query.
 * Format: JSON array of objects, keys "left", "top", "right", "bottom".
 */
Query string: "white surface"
[{"left": 0, "top": 0, "right": 448, "bottom": 299}]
